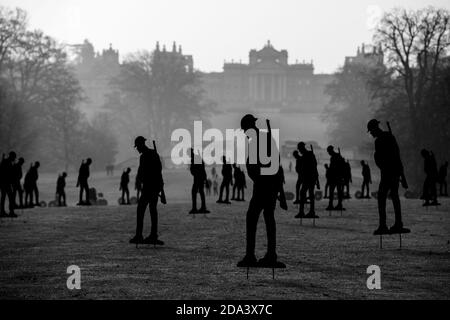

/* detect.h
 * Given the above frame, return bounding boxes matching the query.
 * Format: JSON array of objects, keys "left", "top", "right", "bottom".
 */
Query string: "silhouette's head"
[
  {"left": 325, "top": 164, "right": 329, "bottom": 169},
  {"left": 367, "top": 119, "right": 381, "bottom": 137},
  {"left": 240, "top": 114, "right": 257, "bottom": 132},
  {"left": 126, "top": 167, "right": 131, "bottom": 173},
  {"left": 134, "top": 136, "right": 147, "bottom": 153},
  {"left": 62, "top": 172, "right": 67, "bottom": 178},
  {"left": 421, "top": 149, "right": 429, "bottom": 158},
  {"left": 86, "top": 158, "right": 92, "bottom": 165},
  {"left": 293, "top": 150, "right": 299, "bottom": 158},
  {"left": 18, "top": 157, "right": 24, "bottom": 165},
  {"left": 297, "top": 142, "right": 306, "bottom": 154},
  {"left": 35, "top": 161, "right": 40, "bottom": 168},
  {"left": 327, "top": 145, "right": 334, "bottom": 156},
  {"left": 9, "top": 151, "right": 16, "bottom": 161},
  {"left": 222, "top": 156, "right": 227, "bottom": 163},
  {"left": 360, "top": 160, "right": 365, "bottom": 166}
]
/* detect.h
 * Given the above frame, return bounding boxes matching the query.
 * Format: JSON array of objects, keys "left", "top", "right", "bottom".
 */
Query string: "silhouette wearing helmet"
[
  {"left": 360, "top": 160, "right": 372, "bottom": 198},
  {"left": 0, "top": 152, "right": 18, "bottom": 217},
  {"left": 367, "top": 119, "right": 410, "bottom": 235},
  {"left": 237, "top": 114, "right": 285, "bottom": 268},
  {"left": 56, "top": 172, "right": 68, "bottom": 206},
  {"left": 217, "top": 156, "right": 233, "bottom": 204},
  {"left": 189, "top": 148, "right": 209, "bottom": 214},
  {"left": 129, "top": 136, "right": 165, "bottom": 245},
  {"left": 12, "top": 157, "right": 25, "bottom": 209},
  {"left": 438, "top": 161, "right": 448, "bottom": 196},
  {"left": 325, "top": 146, "right": 345, "bottom": 211},
  {"left": 77, "top": 158, "right": 92, "bottom": 206},
  {"left": 120, "top": 168, "right": 132, "bottom": 205},
  {"left": 295, "top": 142, "right": 319, "bottom": 219},
  {"left": 421, "top": 149, "right": 439, "bottom": 206}
]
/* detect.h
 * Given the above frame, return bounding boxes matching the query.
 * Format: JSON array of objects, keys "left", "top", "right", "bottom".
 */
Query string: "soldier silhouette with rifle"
[
  {"left": 325, "top": 146, "right": 345, "bottom": 211},
  {"left": 56, "top": 172, "right": 67, "bottom": 207},
  {"left": 12, "top": 157, "right": 25, "bottom": 209},
  {"left": 130, "top": 136, "right": 165, "bottom": 245},
  {"left": 237, "top": 114, "right": 285, "bottom": 269},
  {"left": 0, "top": 152, "right": 18, "bottom": 217},
  {"left": 360, "top": 160, "right": 372, "bottom": 199},
  {"left": 217, "top": 156, "right": 233, "bottom": 204},
  {"left": 77, "top": 158, "right": 92, "bottom": 206},
  {"left": 120, "top": 168, "right": 132, "bottom": 205},
  {"left": 295, "top": 142, "right": 319, "bottom": 219},
  {"left": 189, "top": 148, "right": 209, "bottom": 214},
  {"left": 421, "top": 149, "right": 439, "bottom": 206},
  {"left": 367, "top": 119, "right": 410, "bottom": 235}
]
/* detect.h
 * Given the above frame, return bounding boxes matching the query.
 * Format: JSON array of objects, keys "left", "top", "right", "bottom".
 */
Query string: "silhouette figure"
[
  {"left": 293, "top": 150, "right": 302, "bottom": 204},
  {"left": 295, "top": 142, "right": 319, "bottom": 219},
  {"left": 27, "top": 161, "right": 40, "bottom": 207},
  {"left": 0, "top": 152, "right": 18, "bottom": 217},
  {"left": 237, "top": 114, "right": 285, "bottom": 268},
  {"left": 77, "top": 158, "right": 92, "bottom": 206},
  {"left": 24, "top": 163, "right": 34, "bottom": 208},
  {"left": 421, "top": 149, "right": 439, "bottom": 206},
  {"left": 326, "top": 146, "right": 345, "bottom": 211},
  {"left": 12, "top": 157, "right": 24, "bottom": 209},
  {"left": 129, "top": 136, "right": 165, "bottom": 245},
  {"left": 360, "top": 160, "right": 372, "bottom": 198},
  {"left": 343, "top": 160, "right": 352, "bottom": 198},
  {"left": 189, "top": 148, "right": 209, "bottom": 214},
  {"left": 438, "top": 161, "right": 448, "bottom": 196},
  {"left": 217, "top": 156, "right": 233, "bottom": 204},
  {"left": 324, "top": 163, "right": 330, "bottom": 199},
  {"left": 213, "top": 178, "right": 219, "bottom": 196},
  {"left": 211, "top": 165, "right": 217, "bottom": 179},
  {"left": 56, "top": 172, "right": 67, "bottom": 207},
  {"left": 106, "top": 164, "right": 114, "bottom": 176},
  {"left": 289, "top": 161, "right": 293, "bottom": 173},
  {"left": 120, "top": 168, "right": 132, "bottom": 205},
  {"left": 367, "top": 119, "right": 410, "bottom": 235}
]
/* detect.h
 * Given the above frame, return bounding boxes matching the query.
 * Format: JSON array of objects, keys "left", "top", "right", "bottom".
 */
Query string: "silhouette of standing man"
[
  {"left": 293, "top": 150, "right": 302, "bottom": 204},
  {"left": 130, "top": 136, "right": 164, "bottom": 245},
  {"left": 189, "top": 148, "right": 209, "bottom": 214},
  {"left": 367, "top": 119, "right": 410, "bottom": 235},
  {"left": 120, "top": 168, "right": 131, "bottom": 205},
  {"left": 326, "top": 146, "right": 345, "bottom": 211},
  {"left": 77, "top": 158, "right": 92, "bottom": 206},
  {"left": 237, "top": 114, "right": 285, "bottom": 268},
  {"left": 421, "top": 149, "right": 439, "bottom": 206},
  {"left": 0, "top": 152, "right": 18, "bottom": 217},
  {"left": 295, "top": 142, "right": 319, "bottom": 219},
  {"left": 29, "top": 161, "right": 40, "bottom": 207},
  {"left": 56, "top": 172, "right": 67, "bottom": 207},
  {"left": 360, "top": 160, "right": 372, "bottom": 198},
  {"left": 217, "top": 156, "right": 233, "bottom": 204}
]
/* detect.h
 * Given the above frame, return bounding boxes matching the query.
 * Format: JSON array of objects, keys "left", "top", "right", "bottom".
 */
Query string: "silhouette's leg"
[
  {"left": 299, "top": 184, "right": 307, "bottom": 214},
  {"left": 309, "top": 184, "right": 315, "bottom": 212},
  {"left": 63, "top": 192, "right": 66, "bottom": 206},
  {"left": 377, "top": 179, "right": 388, "bottom": 227},
  {"left": 263, "top": 204, "right": 277, "bottom": 258},
  {"left": 136, "top": 194, "right": 149, "bottom": 237},
  {"left": 191, "top": 182, "right": 197, "bottom": 210},
  {"left": 0, "top": 187, "right": 6, "bottom": 213},
  {"left": 328, "top": 184, "right": 335, "bottom": 208},
  {"left": 225, "top": 183, "right": 230, "bottom": 201},
  {"left": 219, "top": 181, "right": 225, "bottom": 201},
  {"left": 199, "top": 185, "right": 206, "bottom": 209},
  {"left": 149, "top": 192, "right": 159, "bottom": 238},
  {"left": 246, "top": 197, "right": 262, "bottom": 258},
  {"left": 18, "top": 187, "right": 23, "bottom": 207},
  {"left": 126, "top": 188, "right": 130, "bottom": 204},
  {"left": 390, "top": 180, "right": 402, "bottom": 227}
]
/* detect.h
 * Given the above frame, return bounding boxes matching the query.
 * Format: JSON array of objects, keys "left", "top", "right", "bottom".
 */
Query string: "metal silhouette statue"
[
  {"left": 231, "top": 164, "right": 240, "bottom": 201},
  {"left": 237, "top": 114, "right": 285, "bottom": 269},
  {"left": 343, "top": 160, "right": 352, "bottom": 199},
  {"left": 56, "top": 172, "right": 67, "bottom": 207},
  {"left": 120, "top": 168, "right": 132, "bottom": 205},
  {"left": 367, "top": 119, "right": 410, "bottom": 235},
  {"left": 438, "top": 161, "right": 448, "bottom": 197},
  {"left": 217, "top": 156, "right": 233, "bottom": 204},
  {"left": 0, "top": 152, "right": 18, "bottom": 217},
  {"left": 360, "top": 160, "right": 372, "bottom": 199},
  {"left": 130, "top": 136, "right": 165, "bottom": 245},
  {"left": 421, "top": 149, "right": 440, "bottom": 206},
  {"left": 189, "top": 148, "right": 210, "bottom": 214},
  {"left": 235, "top": 167, "right": 247, "bottom": 201},
  {"left": 77, "top": 158, "right": 92, "bottom": 206},
  {"left": 325, "top": 146, "right": 345, "bottom": 211},
  {"left": 324, "top": 163, "right": 330, "bottom": 199},
  {"left": 295, "top": 142, "right": 319, "bottom": 219}
]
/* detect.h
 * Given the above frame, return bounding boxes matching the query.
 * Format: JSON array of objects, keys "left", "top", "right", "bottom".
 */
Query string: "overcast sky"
[{"left": 3, "top": 0, "right": 449, "bottom": 73}]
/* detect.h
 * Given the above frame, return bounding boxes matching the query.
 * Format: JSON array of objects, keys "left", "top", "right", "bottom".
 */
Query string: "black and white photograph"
[{"left": 0, "top": 0, "right": 449, "bottom": 309}]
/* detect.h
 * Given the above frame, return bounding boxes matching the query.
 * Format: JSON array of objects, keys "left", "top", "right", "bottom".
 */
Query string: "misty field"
[{"left": 0, "top": 169, "right": 449, "bottom": 300}]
